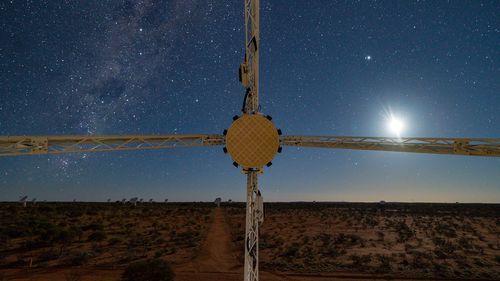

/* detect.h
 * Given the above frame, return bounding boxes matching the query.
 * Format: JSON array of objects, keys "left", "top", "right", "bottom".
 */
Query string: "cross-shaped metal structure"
[{"left": 1, "top": 1, "right": 499, "bottom": 280}]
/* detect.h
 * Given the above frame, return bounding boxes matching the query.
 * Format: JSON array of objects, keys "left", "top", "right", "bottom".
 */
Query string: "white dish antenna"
[
  {"left": 19, "top": 196, "right": 28, "bottom": 207},
  {"left": 214, "top": 197, "right": 222, "bottom": 208},
  {"left": 130, "top": 197, "right": 138, "bottom": 206}
]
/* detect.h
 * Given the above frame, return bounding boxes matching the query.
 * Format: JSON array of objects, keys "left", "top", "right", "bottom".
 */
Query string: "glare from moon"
[{"left": 388, "top": 116, "right": 405, "bottom": 137}]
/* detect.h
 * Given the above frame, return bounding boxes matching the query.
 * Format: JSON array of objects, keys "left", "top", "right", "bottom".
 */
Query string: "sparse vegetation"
[
  {"left": 226, "top": 202, "right": 500, "bottom": 279},
  {"left": 0, "top": 202, "right": 498, "bottom": 280},
  {"left": 0, "top": 202, "right": 212, "bottom": 269}
]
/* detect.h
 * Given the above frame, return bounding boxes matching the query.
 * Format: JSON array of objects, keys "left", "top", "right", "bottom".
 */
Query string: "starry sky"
[{"left": 1, "top": 0, "right": 499, "bottom": 203}]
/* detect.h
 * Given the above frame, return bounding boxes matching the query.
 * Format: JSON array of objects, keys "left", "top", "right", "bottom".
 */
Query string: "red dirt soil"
[
  {"left": 1, "top": 208, "right": 479, "bottom": 281},
  {"left": 177, "top": 208, "right": 239, "bottom": 273}
]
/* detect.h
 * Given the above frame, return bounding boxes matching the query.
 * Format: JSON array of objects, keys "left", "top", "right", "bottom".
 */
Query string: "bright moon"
[{"left": 388, "top": 117, "right": 404, "bottom": 135}]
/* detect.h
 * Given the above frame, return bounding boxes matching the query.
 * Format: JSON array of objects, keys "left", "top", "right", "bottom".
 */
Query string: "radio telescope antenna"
[
  {"left": 31, "top": 198, "right": 37, "bottom": 205},
  {"left": 1, "top": 1, "right": 499, "bottom": 281},
  {"left": 129, "top": 197, "right": 138, "bottom": 206},
  {"left": 214, "top": 197, "right": 222, "bottom": 208},
  {"left": 19, "top": 196, "right": 28, "bottom": 208},
  {"left": 149, "top": 198, "right": 154, "bottom": 203},
  {"left": 164, "top": 198, "right": 168, "bottom": 203},
  {"left": 107, "top": 198, "right": 111, "bottom": 203}
]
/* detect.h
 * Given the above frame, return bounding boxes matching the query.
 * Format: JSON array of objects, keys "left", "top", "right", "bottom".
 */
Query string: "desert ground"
[{"left": 0, "top": 202, "right": 499, "bottom": 280}]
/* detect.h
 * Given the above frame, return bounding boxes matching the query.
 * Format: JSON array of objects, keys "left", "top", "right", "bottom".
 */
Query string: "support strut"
[
  {"left": 244, "top": 170, "right": 263, "bottom": 281},
  {"left": 240, "top": 0, "right": 260, "bottom": 114}
]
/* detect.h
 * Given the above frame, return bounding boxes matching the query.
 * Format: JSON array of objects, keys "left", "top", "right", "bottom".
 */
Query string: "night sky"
[{"left": 1, "top": 1, "right": 499, "bottom": 203}]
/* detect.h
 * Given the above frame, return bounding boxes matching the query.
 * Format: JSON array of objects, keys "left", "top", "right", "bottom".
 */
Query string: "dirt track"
[
  {"left": 175, "top": 208, "right": 288, "bottom": 281},
  {"left": 177, "top": 208, "right": 239, "bottom": 273}
]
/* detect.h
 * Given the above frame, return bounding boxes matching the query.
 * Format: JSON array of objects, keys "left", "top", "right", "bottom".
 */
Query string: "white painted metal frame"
[
  {"left": 244, "top": 170, "right": 261, "bottom": 281},
  {"left": 242, "top": 0, "right": 260, "bottom": 114},
  {"left": 0, "top": 135, "right": 224, "bottom": 156},
  {"left": 282, "top": 135, "right": 500, "bottom": 157}
]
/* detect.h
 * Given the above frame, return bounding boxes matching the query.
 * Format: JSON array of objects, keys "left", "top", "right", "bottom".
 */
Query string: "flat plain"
[{"left": 0, "top": 202, "right": 499, "bottom": 280}]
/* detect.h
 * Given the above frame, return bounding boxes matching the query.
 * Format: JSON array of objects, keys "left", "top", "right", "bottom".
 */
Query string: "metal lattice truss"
[
  {"left": 240, "top": 0, "right": 260, "bottom": 114},
  {"left": 282, "top": 136, "right": 500, "bottom": 157},
  {"left": 0, "top": 135, "right": 225, "bottom": 156},
  {"left": 2, "top": 135, "right": 499, "bottom": 158},
  {"left": 244, "top": 171, "right": 261, "bottom": 281},
  {"left": 1, "top": 1, "right": 499, "bottom": 281}
]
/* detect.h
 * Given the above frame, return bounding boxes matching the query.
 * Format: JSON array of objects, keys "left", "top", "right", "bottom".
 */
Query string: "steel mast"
[
  {"left": 244, "top": 171, "right": 263, "bottom": 281},
  {"left": 239, "top": 1, "right": 263, "bottom": 280},
  {"left": 240, "top": 0, "right": 260, "bottom": 114}
]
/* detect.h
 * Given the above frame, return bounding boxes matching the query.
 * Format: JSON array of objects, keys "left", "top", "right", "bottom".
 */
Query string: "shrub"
[
  {"left": 458, "top": 237, "right": 474, "bottom": 250},
  {"left": 154, "top": 250, "right": 164, "bottom": 258},
  {"left": 394, "top": 221, "right": 414, "bottom": 242},
  {"left": 322, "top": 244, "right": 341, "bottom": 258},
  {"left": 38, "top": 249, "right": 59, "bottom": 262},
  {"left": 473, "top": 258, "right": 485, "bottom": 267},
  {"left": 495, "top": 255, "right": 500, "bottom": 264},
  {"left": 83, "top": 222, "right": 104, "bottom": 232},
  {"left": 409, "top": 250, "right": 433, "bottom": 268},
  {"left": 375, "top": 254, "right": 392, "bottom": 274},
  {"left": 88, "top": 230, "right": 107, "bottom": 243},
  {"left": 350, "top": 254, "right": 372, "bottom": 269},
  {"left": 281, "top": 243, "right": 300, "bottom": 258},
  {"left": 121, "top": 258, "right": 175, "bottom": 281},
  {"left": 334, "top": 233, "right": 364, "bottom": 247},
  {"left": 66, "top": 251, "right": 91, "bottom": 266},
  {"left": 70, "top": 226, "right": 83, "bottom": 241},
  {"left": 56, "top": 228, "right": 77, "bottom": 255},
  {"left": 435, "top": 223, "right": 457, "bottom": 238},
  {"left": 433, "top": 237, "right": 457, "bottom": 259},
  {"left": 108, "top": 237, "right": 123, "bottom": 246}
]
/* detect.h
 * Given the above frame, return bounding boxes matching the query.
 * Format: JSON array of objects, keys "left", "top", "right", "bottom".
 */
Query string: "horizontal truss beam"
[
  {"left": 0, "top": 135, "right": 225, "bottom": 156},
  {"left": 282, "top": 135, "right": 500, "bottom": 157}
]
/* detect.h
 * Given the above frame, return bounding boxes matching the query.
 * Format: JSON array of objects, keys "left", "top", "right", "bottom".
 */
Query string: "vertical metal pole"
[
  {"left": 243, "top": 0, "right": 260, "bottom": 114},
  {"left": 242, "top": 1, "right": 262, "bottom": 279},
  {"left": 244, "top": 170, "right": 259, "bottom": 281}
]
